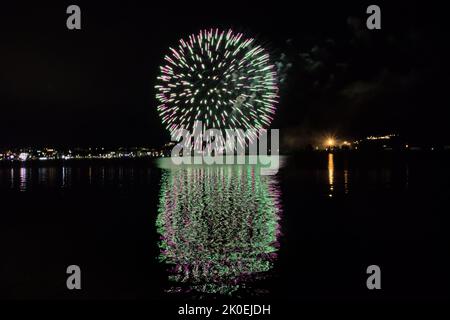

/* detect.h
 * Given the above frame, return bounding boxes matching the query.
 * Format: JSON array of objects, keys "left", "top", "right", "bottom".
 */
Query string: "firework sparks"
[{"left": 155, "top": 28, "right": 279, "bottom": 148}]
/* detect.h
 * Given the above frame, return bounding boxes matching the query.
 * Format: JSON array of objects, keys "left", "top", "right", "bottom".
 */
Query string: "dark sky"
[{"left": 1, "top": 1, "right": 448, "bottom": 148}]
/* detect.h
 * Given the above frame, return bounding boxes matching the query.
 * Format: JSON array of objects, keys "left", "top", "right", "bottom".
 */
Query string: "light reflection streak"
[
  {"left": 328, "top": 153, "right": 334, "bottom": 197},
  {"left": 19, "top": 167, "right": 28, "bottom": 192},
  {"left": 10, "top": 167, "right": 14, "bottom": 189},
  {"left": 156, "top": 164, "right": 282, "bottom": 296},
  {"left": 344, "top": 169, "right": 349, "bottom": 194}
]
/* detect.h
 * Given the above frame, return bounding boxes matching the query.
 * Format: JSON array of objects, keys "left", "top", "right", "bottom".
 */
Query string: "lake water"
[{"left": 1, "top": 152, "right": 450, "bottom": 300}]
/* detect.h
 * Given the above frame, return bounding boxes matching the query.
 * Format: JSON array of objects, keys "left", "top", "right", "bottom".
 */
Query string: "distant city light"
[
  {"left": 366, "top": 134, "right": 396, "bottom": 140},
  {"left": 0, "top": 146, "right": 172, "bottom": 162},
  {"left": 326, "top": 138, "right": 335, "bottom": 147},
  {"left": 18, "top": 153, "right": 29, "bottom": 161}
]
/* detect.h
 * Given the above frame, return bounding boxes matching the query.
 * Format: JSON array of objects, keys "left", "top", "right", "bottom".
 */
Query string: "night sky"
[{"left": 1, "top": 1, "right": 448, "bottom": 149}]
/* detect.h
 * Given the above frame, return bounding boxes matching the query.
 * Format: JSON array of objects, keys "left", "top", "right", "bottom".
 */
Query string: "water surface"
[{"left": 1, "top": 153, "right": 450, "bottom": 300}]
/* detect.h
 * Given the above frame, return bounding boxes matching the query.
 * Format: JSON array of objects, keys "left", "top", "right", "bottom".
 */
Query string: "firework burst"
[{"left": 155, "top": 28, "right": 279, "bottom": 148}]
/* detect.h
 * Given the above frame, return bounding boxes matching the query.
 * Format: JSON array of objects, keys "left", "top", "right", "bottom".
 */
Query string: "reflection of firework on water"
[
  {"left": 156, "top": 166, "right": 282, "bottom": 296},
  {"left": 155, "top": 29, "right": 279, "bottom": 147}
]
